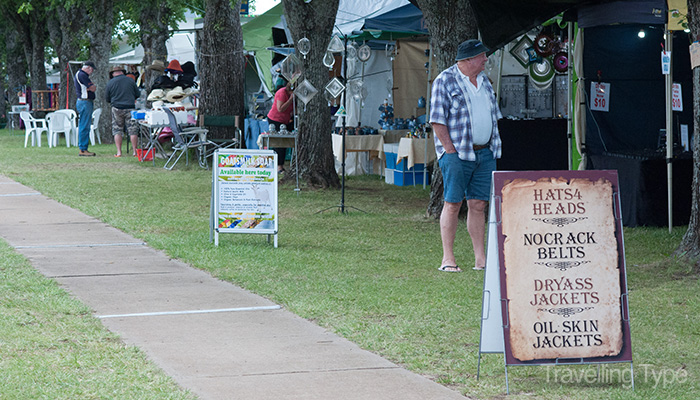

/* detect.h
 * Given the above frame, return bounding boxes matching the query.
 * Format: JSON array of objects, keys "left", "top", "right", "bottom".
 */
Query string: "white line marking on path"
[
  {"left": 97, "top": 305, "right": 282, "bottom": 319},
  {"left": 0, "top": 192, "right": 40, "bottom": 196},
  {"left": 14, "top": 242, "right": 147, "bottom": 249}
]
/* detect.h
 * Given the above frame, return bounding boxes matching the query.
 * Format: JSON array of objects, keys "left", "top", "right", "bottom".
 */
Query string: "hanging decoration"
[
  {"left": 346, "top": 42, "right": 358, "bottom": 61},
  {"left": 295, "top": 79, "right": 318, "bottom": 111},
  {"left": 325, "top": 77, "right": 345, "bottom": 99},
  {"left": 297, "top": 37, "right": 311, "bottom": 59},
  {"left": 280, "top": 54, "right": 303, "bottom": 84},
  {"left": 327, "top": 35, "right": 345, "bottom": 53},
  {"left": 357, "top": 44, "right": 371, "bottom": 62},
  {"left": 385, "top": 43, "right": 397, "bottom": 61},
  {"left": 323, "top": 51, "right": 336, "bottom": 70}
]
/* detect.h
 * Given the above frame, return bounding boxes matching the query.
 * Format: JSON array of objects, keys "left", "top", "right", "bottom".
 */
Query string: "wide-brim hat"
[
  {"left": 165, "top": 86, "right": 188, "bottom": 103},
  {"left": 181, "top": 61, "right": 197, "bottom": 77},
  {"left": 165, "top": 59, "right": 183, "bottom": 74},
  {"left": 147, "top": 60, "right": 166, "bottom": 72},
  {"left": 147, "top": 89, "right": 165, "bottom": 101},
  {"left": 455, "top": 39, "right": 489, "bottom": 61}
]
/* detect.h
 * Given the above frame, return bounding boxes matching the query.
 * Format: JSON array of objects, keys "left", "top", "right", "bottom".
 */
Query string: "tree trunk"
[
  {"left": 676, "top": 0, "right": 700, "bottom": 267},
  {"left": 47, "top": 3, "right": 87, "bottom": 112},
  {"left": 3, "top": 26, "right": 27, "bottom": 128},
  {"left": 198, "top": 0, "right": 246, "bottom": 140},
  {"left": 87, "top": 0, "right": 116, "bottom": 143},
  {"left": 281, "top": 0, "right": 341, "bottom": 188},
  {"left": 27, "top": 0, "right": 48, "bottom": 94},
  {"left": 414, "top": 0, "right": 478, "bottom": 218},
  {"left": 139, "top": 2, "right": 171, "bottom": 92},
  {"left": 1, "top": 2, "right": 48, "bottom": 103}
]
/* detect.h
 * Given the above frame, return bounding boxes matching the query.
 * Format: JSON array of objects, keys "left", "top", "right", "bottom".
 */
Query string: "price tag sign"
[
  {"left": 672, "top": 83, "right": 683, "bottom": 111},
  {"left": 661, "top": 51, "right": 671, "bottom": 75},
  {"left": 590, "top": 82, "right": 610, "bottom": 112}
]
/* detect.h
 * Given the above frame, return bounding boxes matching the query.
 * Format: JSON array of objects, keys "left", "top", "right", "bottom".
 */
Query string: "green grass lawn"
[{"left": 1, "top": 130, "right": 698, "bottom": 399}]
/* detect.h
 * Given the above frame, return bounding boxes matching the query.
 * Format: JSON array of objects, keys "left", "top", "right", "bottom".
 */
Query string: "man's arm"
[{"left": 432, "top": 123, "right": 456, "bottom": 154}]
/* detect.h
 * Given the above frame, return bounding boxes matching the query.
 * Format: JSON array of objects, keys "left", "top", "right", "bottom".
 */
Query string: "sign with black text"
[{"left": 494, "top": 170, "right": 632, "bottom": 365}]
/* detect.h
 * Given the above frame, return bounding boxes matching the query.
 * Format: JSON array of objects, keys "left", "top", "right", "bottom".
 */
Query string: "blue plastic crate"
[
  {"left": 395, "top": 160, "right": 425, "bottom": 172},
  {"left": 394, "top": 170, "right": 430, "bottom": 186}
]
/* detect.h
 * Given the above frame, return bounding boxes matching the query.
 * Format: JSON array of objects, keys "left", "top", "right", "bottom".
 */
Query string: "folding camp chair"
[
  {"left": 199, "top": 114, "right": 242, "bottom": 157},
  {"left": 162, "top": 107, "right": 211, "bottom": 170}
]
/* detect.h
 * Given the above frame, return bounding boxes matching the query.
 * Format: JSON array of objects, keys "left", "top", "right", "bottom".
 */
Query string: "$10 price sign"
[{"left": 590, "top": 82, "right": 610, "bottom": 112}]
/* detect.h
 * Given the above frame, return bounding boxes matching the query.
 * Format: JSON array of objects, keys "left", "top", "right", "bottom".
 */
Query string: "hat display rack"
[
  {"left": 146, "top": 59, "right": 200, "bottom": 109},
  {"left": 509, "top": 26, "right": 569, "bottom": 90}
]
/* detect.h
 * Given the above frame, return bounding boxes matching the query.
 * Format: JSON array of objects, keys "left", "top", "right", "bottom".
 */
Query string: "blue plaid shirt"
[{"left": 429, "top": 64, "right": 502, "bottom": 161}]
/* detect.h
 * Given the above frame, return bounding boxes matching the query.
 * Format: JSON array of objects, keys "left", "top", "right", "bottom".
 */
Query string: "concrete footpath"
[{"left": 0, "top": 175, "right": 465, "bottom": 400}]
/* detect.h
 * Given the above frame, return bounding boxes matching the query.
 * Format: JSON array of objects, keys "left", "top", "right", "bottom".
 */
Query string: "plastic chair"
[
  {"left": 20, "top": 111, "right": 49, "bottom": 148},
  {"left": 54, "top": 109, "right": 78, "bottom": 145},
  {"left": 89, "top": 108, "right": 103, "bottom": 145},
  {"left": 162, "top": 107, "right": 210, "bottom": 170},
  {"left": 46, "top": 112, "right": 72, "bottom": 147}
]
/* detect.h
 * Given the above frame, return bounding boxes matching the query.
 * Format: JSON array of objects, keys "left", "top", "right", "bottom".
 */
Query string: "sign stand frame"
[
  {"left": 477, "top": 170, "right": 634, "bottom": 394},
  {"left": 210, "top": 149, "right": 279, "bottom": 247}
]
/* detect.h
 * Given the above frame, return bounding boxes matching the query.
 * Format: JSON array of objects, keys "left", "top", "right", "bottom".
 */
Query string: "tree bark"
[
  {"left": 198, "top": 0, "right": 246, "bottom": 140},
  {"left": 280, "top": 0, "right": 341, "bottom": 188},
  {"left": 1, "top": 1, "right": 48, "bottom": 99},
  {"left": 676, "top": 0, "right": 700, "bottom": 268},
  {"left": 87, "top": 0, "right": 116, "bottom": 143},
  {"left": 47, "top": 3, "right": 87, "bottom": 112},
  {"left": 3, "top": 26, "right": 27, "bottom": 128},
  {"left": 139, "top": 2, "right": 171, "bottom": 92},
  {"left": 413, "top": 0, "right": 478, "bottom": 218}
]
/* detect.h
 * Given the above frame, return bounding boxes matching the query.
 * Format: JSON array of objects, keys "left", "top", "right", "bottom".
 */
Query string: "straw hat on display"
[
  {"left": 146, "top": 60, "right": 166, "bottom": 72},
  {"left": 147, "top": 88, "right": 165, "bottom": 101},
  {"left": 165, "top": 86, "right": 188, "bottom": 103}
]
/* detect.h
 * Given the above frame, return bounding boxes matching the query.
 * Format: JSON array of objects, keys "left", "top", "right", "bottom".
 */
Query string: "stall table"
[
  {"left": 331, "top": 133, "right": 385, "bottom": 175},
  {"left": 259, "top": 132, "right": 299, "bottom": 191}
]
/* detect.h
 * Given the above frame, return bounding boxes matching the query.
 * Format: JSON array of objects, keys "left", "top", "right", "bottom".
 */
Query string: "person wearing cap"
[
  {"left": 106, "top": 65, "right": 141, "bottom": 157},
  {"left": 266, "top": 76, "right": 295, "bottom": 173},
  {"left": 430, "top": 39, "right": 502, "bottom": 273},
  {"left": 74, "top": 61, "right": 98, "bottom": 156}
]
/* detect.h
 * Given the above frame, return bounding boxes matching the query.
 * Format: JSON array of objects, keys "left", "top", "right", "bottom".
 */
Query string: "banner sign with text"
[
  {"left": 494, "top": 170, "right": 632, "bottom": 365},
  {"left": 211, "top": 150, "right": 278, "bottom": 246}
]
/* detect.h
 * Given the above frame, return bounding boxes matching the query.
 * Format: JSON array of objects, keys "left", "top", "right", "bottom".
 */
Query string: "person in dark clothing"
[
  {"left": 75, "top": 61, "right": 97, "bottom": 156},
  {"left": 106, "top": 65, "right": 141, "bottom": 157}
]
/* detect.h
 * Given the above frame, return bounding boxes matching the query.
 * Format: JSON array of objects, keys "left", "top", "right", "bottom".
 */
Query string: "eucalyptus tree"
[
  {"left": 1, "top": 24, "right": 26, "bottom": 124},
  {"left": 677, "top": 1, "right": 700, "bottom": 267},
  {"left": 119, "top": 0, "right": 188, "bottom": 92},
  {"left": 280, "top": 0, "right": 340, "bottom": 188},
  {"left": 46, "top": 0, "right": 88, "bottom": 111},
  {"left": 413, "top": 0, "right": 478, "bottom": 218},
  {"left": 197, "top": 0, "right": 246, "bottom": 140},
  {"left": 0, "top": 0, "right": 49, "bottom": 95}
]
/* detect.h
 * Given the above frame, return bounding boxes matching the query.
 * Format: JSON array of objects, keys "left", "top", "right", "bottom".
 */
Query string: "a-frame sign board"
[{"left": 478, "top": 170, "right": 633, "bottom": 394}]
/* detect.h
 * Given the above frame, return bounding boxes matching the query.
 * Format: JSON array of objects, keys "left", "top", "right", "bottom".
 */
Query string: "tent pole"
[
  {"left": 424, "top": 42, "right": 433, "bottom": 190},
  {"left": 665, "top": 25, "right": 673, "bottom": 232},
  {"left": 567, "top": 23, "right": 573, "bottom": 170}
]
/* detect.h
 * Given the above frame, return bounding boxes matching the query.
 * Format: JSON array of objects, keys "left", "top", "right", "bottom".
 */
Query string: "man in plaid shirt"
[{"left": 430, "top": 39, "right": 502, "bottom": 273}]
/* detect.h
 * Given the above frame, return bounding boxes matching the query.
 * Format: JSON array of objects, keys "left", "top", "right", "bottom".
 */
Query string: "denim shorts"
[{"left": 439, "top": 148, "right": 496, "bottom": 203}]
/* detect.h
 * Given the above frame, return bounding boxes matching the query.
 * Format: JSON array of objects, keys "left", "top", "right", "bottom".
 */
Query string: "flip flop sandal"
[
  {"left": 473, "top": 266, "right": 485, "bottom": 271},
  {"left": 438, "top": 265, "right": 462, "bottom": 272}
]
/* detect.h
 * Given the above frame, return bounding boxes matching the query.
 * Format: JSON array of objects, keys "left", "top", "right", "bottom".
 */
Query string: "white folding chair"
[
  {"left": 89, "top": 108, "right": 103, "bottom": 145},
  {"left": 46, "top": 112, "right": 72, "bottom": 147},
  {"left": 54, "top": 109, "right": 78, "bottom": 145},
  {"left": 20, "top": 111, "right": 49, "bottom": 148}
]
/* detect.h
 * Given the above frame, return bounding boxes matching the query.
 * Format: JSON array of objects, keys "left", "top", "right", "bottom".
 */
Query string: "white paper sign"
[
  {"left": 681, "top": 124, "right": 689, "bottom": 151},
  {"left": 662, "top": 51, "right": 671, "bottom": 75},
  {"left": 590, "top": 82, "right": 610, "bottom": 112},
  {"left": 672, "top": 83, "right": 683, "bottom": 111}
]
